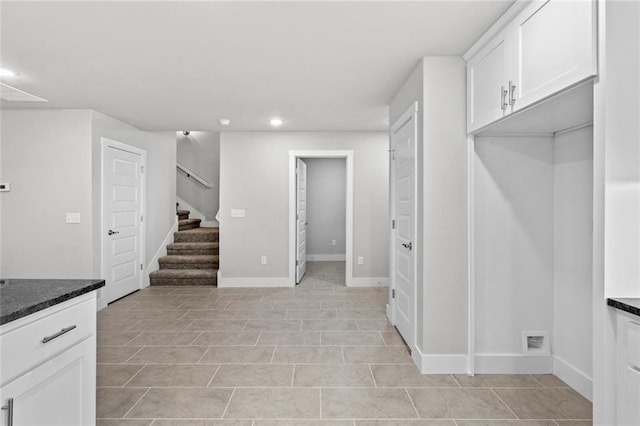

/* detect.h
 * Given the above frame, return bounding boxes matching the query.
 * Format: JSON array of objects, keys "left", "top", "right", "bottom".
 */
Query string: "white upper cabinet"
[
  {"left": 466, "top": 0, "right": 597, "bottom": 133},
  {"left": 467, "top": 30, "right": 512, "bottom": 132},
  {"left": 512, "top": 0, "right": 597, "bottom": 111}
]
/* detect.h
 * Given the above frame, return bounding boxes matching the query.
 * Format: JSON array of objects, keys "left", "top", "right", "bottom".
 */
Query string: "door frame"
[
  {"left": 288, "top": 150, "right": 354, "bottom": 286},
  {"left": 100, "top": 138, "right": 147, "bottom": 306},
  {"left": 388, "top": 102, "right": 419, "bottom": 351}
]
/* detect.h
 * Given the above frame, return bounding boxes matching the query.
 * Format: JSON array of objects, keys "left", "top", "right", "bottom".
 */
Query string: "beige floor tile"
[
  {"left": 272, "top": 346, "right": 344, "bottom": 364},
  {"left": 192, "top": 331, "right": 260, "bottom": 345},
  {"left": 272, "top": 301, "right": 323, "bottom": 310},
  {"left": 286, "top": 309, "right": 338, "bottom": 319},
  {"left": 407, "top": 388, "right": 515, "bottom": 419},
  {"left": 255, "top": 421, "right": 352, "bottom": 426},
  {"left": 494, "top": 388, "right": 592, "bottom": 420},
  {"left": 244, "top": 319, "right": 303, "bottom": 331},
  {"left": 128, "top": 346, "right": 208, "bottom": 363},
  {"left": 96, "top": 387, "right": 148, "bottom": 418},
  {"left": 126, "top": 364, "right": 219, "bottom": 387},
  {"left": 371, "top": 365, "right": 458, "bottom": 387},
  {"left": 98, "top": 319, "right": 140, "bottom": 332},
  {"left": 355, "top": 319, "right": 395, "bottom": 331},
  {"left": 126, "top": 310, "right": 188, "bottom": 320},
  {"left": 380, "top": 330, "right": 407, "bottom": 346},
  {"left": 321, "top": 300, "right": 369, "bottom": 309},
  {"left": 257, "top": 331, "right": 321, "bottom": 345},
  {"left": 97, "top": 419, "right": 153, "bottom": 426},
  {"left": 128, "top": 319, "right": 194, "bottom": 332},
  {"left": 355, "top": 421, "right": 455, "bottom": 426},
  {"left": 224, "top": 387, "right": 320, "bottom": 419},
  {"left": 199, "top": 346, "right": 275, "bottom": 363},
  {"left": 322, "top": 387, "right": 418, "bottom": 419},
  {"left": 177, "top": 300, "right": 230, "bottom": 310},
  {"left": 533, "top": 374, "right": 570, "bottom": 387},
  {"left": 234, "top": 309, "right": 288, "bottom": 320},
  {"left": 128, "top": 332, "right": 200, "bottom": 346},
  {"left": 225, "top": 301, "right": 275, "bottom": 310},
  {"left": 553, "top": 422, "right": 593, "bottom": 426},
  {"left": 97, "top": 364, "right": 144, "bottom": 387},
  {"left": 293, "top": 364, "right": 374, "bottom": 387},
  {"left": 151, "top": 421, "right": 253, "bottom": 426},
  {"left": 209, "top": 364, "right": 294, "bottom": 387},
  {"left": 455, "top": 421, "right": 558, "bottom": 426},
  {"left": 321, "top": 331, "right": 384, "bottom": 345},
  {"left": 186, "top": 319, "right": 248, "bottom": 332},
  {"left": 97, "top": 346, "right": 143, "bottom": 363},
  {"left": 453, "top": 374, "right": 543, "bottom": 388},
  {"left": 302, "top": 319, "right": 358, "bottom": 331},
  {"left": 126, "top": 388, "right": 232, "bottom": 418},
  {"left": 337, "top": 310, "right": 387, "bottom": 320},
  {"left": 342, "top": 346, "right": 413, "bottom": 364},
  {"left": 181, "top": 310, "right": 238, "bottom": 320},
  {"left": 98, "top": 331, "right": 142, "bottom": 346}
]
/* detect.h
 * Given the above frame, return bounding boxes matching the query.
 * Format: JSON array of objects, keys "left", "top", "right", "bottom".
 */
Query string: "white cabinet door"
[
  {"left": 467, "top": 30, "right": 512, "bottom": 132},
  {"left": 511, "top": 0, "right": 596, "bottom": 111},
  {"left": 618, "top": 314, "right": 640, "bottom": 426},
  {"left": 0, "top": 337, "right": 96, "bottom": 426}
]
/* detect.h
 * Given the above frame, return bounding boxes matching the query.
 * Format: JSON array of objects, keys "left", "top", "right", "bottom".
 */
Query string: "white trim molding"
[
  {"left": 306, "top": 254, "right": 346, "bottom": 262},
  {"left": 474, "top": 354, "right": 553, "bottom": 374},
  {"left": 553, "top": 356, "right": 593, "bottom": 402},
  {"left": 143, "top": 217, "right": 179, "bottom": 288},
  {"left": 413, "top": 345, "right": 468, "bottom": 374},
  {"left": 349, "top": 277, "right": 389, "bottom": 287},
  {"left": 288, "top": 150, "right": 354, "bottom": 286},
  {"left": 219, "top": 277, "right": 292, "bottom": 288}
]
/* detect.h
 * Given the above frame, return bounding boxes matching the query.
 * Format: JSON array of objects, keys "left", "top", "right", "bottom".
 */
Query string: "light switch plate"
[
  {"left": 231, "top": 209, "right": 245, "bottom": 218},
  {"left": 66, "top": 212, "right": 81, "bottom": 224}
]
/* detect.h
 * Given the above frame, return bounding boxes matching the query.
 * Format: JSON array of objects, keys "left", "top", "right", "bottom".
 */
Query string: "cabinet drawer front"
[
  {"left": 0, "top": 296, "right": 96, "bottom": 387},
  {"left": 627, "top": 319, "right": 640, "bottom": 368}
]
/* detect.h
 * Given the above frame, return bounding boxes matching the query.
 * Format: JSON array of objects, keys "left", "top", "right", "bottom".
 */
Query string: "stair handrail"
[{"left": 176, "top": 161, "right": 213, "bottom": 188}]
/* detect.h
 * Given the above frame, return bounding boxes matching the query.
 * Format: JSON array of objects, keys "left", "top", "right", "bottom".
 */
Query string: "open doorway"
[
  {"left": 288, "top": 150, "right": 354, "bottom": 287},
  {"left": 297, "top": 158, "right": 347, "bottom": 286}
]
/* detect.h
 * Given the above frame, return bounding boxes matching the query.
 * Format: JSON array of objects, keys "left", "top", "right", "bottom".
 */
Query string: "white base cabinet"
[
  {"left": 0, "top": 293, "right": 97, "bottom": 426},
  {"left": 616, "top": 310, "right": 640, "bottom": 426}
]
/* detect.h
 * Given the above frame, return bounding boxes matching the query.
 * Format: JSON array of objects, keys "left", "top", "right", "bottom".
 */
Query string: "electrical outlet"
[
  {"left": 261, "top": 256, "right": 267, "bottom": 265},
  {"left": 331, "top": 239, "right": 336, "bottom": 246},
  {"left": 357, "top": 256, "right": 364, "bottom": 265},
  {"left": 66, "top": 212, "right": 81, "bottom": 224}
]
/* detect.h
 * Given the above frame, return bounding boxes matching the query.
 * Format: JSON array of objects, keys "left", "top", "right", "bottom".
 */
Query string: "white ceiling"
[{"left": 0, "top": 1, "right": 512, "bottom": 131}]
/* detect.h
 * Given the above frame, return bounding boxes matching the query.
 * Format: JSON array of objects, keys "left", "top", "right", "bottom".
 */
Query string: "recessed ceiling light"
[
  {"left": 270, "top": 118, "right": 283, "bottom": 127},
  {"left": 0, "top": 68, "right": 17, "bottom": 77},
  {"left": 219, "top": 119, "right": 231, "bottom": 126}
]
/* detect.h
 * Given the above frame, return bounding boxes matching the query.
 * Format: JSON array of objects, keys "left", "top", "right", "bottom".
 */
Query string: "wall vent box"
[
  {"left": 0, "top": 183, "right": 10, "bottom": 192},
  {"left": 522, "top": 331, "right": 550, "bottom": 355},
  {"left": 230, "top": 209, "right": 245, "bottom": 218}
]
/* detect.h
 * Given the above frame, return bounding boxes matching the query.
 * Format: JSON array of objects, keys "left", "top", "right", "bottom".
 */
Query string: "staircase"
[{"left": 149, "top": 208, "right": 218, "bottom": 286}]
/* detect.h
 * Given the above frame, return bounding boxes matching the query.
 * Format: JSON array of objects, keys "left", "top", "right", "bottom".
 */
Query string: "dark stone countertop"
[
  {"left": 607, "top": 298, "right": 640, "bottom": 318},
  {"left": 0, "top": 279, "right": 105, "bottom": 326}
]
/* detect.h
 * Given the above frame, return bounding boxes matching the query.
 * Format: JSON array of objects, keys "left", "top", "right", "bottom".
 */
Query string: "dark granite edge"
[
  {"left": 607, "top": 298, "right": 640, "bottom": 318},
  {"left": 0, "top": 280, "right": 105, "bottom": 326}
]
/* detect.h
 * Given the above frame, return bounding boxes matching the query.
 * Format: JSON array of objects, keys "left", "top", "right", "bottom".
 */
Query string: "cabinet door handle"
[
  {"left": 500, "top": 85, "right": 508, "bottom": 110},
  {"left": 41, "top": 325, "right": 77, "bottom": 344},
  {"left": 1, "top": 398, "right": 13, "bottom": 426},
  {"left": 509, "top": 81, "right": 516, "bottom": 106}
]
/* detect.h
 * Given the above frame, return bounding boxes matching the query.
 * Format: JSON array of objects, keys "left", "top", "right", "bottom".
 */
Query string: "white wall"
[
  {"left": 553, "top": 126, "right": 593, "bottom": 398},
  {"left": 474, "top": 136, "right": 555, "bottom": 364},
  {"left": 177, "top": 131, "right": 220, "bottom": 223},
  {"left": 1, "top": 110, "right": 94, "bottom": 278},
  {"left": 304, "top": 158, "right": 346, "bottom": 259},
  {"left": 389, "top": 57, "right": 469, "bottom": 369},
  {"left": 219, "top": 132, "right": 388, "bottom": 283}
]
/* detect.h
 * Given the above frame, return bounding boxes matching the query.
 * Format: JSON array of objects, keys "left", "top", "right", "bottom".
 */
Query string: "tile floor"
[{"left": 96, "top": 261, "right": 592, "bottom": 425}]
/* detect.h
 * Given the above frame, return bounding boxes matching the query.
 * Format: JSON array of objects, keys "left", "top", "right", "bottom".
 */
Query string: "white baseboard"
[
  {"left": 219, "top": 276, "right": 293, "bottom": 288},
  {"left": 413, "top": 345, "right": 468, "bottom": 374},
  {"left": 143, "top": 218, "right": 179, "bottom": 288},
  {"left": 347, "top": 277, "right": 389, "bottom": 287},
  {"left": 202, "top": 220, "right": 219, "bottom": 227},
  {"left": 475, "top": 354, "right": 553, "bottom": 374},
  {"left": 307, "top": 254, "right": 346, "bottom": 261},
  {"left": 553, "top": 355, "right": 593, "bottom": 402}
]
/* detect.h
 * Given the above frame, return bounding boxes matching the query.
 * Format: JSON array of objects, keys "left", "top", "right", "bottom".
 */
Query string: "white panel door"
[
  {"left": 104, "top": 144, "right": 143, "bottom": 303},
  {"left": 390, "top": 104, "right": 417, "bottom": 349},
  {"left": 296, "top": 158, "right": 308, "bottom": 283},
  {"left": 0, "top": 338, "right": 96, "bottom": 426},
  {"left": 512, "top": 0, "right": 596, "bottom": 111}
]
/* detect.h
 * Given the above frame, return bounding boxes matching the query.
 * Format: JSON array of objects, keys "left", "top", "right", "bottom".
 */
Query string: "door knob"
[
  {"left": 108, "top": 229, "right": 119, "bottom": 236},
  {"left": 402, "top": 242, "right": 412, "bottom": 250}
]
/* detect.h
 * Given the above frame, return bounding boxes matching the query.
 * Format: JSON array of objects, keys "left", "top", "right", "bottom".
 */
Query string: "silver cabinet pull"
[
  {"left": 509, "top": 81, "right": 516, "bottom": 106},
  {"left": 1, "top": 398, "right": 13, "bottom": 426},
  {"left": 42, "top": 325, "right": 77, "bottom": 344},
  {"left": 501, "top": 85, "right": 508, "bottom": 110}
]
